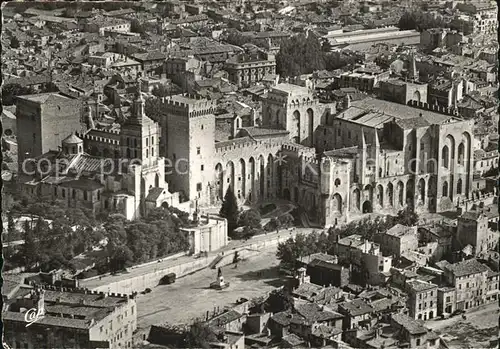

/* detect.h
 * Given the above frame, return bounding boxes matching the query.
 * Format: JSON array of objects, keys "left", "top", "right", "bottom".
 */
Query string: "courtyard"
[{"left": 136, "top": 247, "right": 284, "bottom": 329}]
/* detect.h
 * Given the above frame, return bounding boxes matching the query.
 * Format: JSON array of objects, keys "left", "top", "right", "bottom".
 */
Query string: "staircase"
[{"left": 209, "top": 254, "right": 223, "bottom": 269}]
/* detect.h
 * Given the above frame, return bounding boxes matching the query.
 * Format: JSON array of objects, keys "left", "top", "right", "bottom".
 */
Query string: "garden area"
[
  {"left": 218, "top": 188, "right": 297, "bottom": 240},
  {"left": 2, "top": 192, "right": 193, "bottom": 276}
]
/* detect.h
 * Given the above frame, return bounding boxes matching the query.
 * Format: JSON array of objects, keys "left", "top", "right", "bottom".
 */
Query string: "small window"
[
  {"left": 197, "top": 147, "right": 201, "bottom": 155},
  {"left": 84, "top": 191, "right": 88, "bottom": 201},
  {"left": 201, "top": 125, "right": 204, "bottom": 130},
  {"left": 201, "top": 165, "right": 204, "bottom": 171},
  {"left": 62, "top": 189, "right": 65, "bottom": 198},
  {"left": 197, "top": 183, "right": 202, "bottom": 191}
]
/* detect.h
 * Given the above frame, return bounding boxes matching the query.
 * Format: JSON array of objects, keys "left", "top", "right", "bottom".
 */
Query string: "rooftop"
[
  {"left": 391, "top": 313, "right": 428, "bottom": 335},
  {"left": 384, "top": 224, "right": 416, "bottom": 238},
  {"left": 16, "top": 93, "right": 72, "bottom": 105},
  {"left": 406, "top": 280, "right": 438, "bottom": 293},
  {"left": 348, "top": 98, "right": 455, "bottom": 126},
  {"left": 271, "top": 83, "right": 312, "bottom": 97},
  {"left": 445, "top": 259, "right": 490, "bottom": 277}
]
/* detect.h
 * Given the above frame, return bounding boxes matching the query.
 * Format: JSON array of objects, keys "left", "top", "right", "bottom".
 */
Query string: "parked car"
[
  {"left": 452, "top": 309, "right": 465, "bottom": 317},
  {"left": 159, "top": 273, "right": 176, "bottom": 285}
]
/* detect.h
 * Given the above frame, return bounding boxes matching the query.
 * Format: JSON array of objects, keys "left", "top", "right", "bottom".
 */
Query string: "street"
[{"left": 426, "top": 302, "right": 499, "bottom": 348}]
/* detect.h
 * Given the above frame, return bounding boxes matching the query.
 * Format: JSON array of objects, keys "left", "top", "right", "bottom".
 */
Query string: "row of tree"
[
  {"left": 398, "top": 10, "right": 449, "bottom": 32},
  {"left": 275, "top": 34, "right": 361, "bottom": 77},
  {"left": 6, "top": 195, "right": 190, "bottom": 274}
]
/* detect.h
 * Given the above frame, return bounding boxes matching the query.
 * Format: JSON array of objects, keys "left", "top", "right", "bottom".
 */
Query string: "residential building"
[
  {"left": 456, "top": 210, "right": 499, "bottom": 255},
  {"left": 4, "top": 285, "right": 137, "bottom": 349},
  {"left": 406, "top": 280, "right": 438, "bottom": 320},
  {"left": 223, "top": 51, "right": 276, "bottom": 88},
  {"left": 378, "top": 224, "right": 419, "bottom": 258},
  {"left": 438, "top": 259, "right": 490, "bottom": 311}
]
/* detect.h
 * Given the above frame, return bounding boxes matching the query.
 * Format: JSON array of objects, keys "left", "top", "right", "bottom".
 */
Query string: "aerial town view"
[{"left": 1, "top": 1, "right": 498, "bottom": 348}]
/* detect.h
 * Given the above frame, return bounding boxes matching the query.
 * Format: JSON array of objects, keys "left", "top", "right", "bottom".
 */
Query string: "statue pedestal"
[{"left": 210, "top": 275, "right": 229, "bottom": 290}]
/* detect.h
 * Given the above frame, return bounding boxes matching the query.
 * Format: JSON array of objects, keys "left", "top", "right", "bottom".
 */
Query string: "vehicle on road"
[{"left": 159, "top": 273, "right": 176, "bottom": 285}]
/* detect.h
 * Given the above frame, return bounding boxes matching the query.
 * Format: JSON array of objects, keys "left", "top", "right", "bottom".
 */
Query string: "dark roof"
[
  {"left": 395, "top": 116, "right": 431, "bottom": 129},
  {"left": 145, "top": 187, "right": 165, "bottom": 202},
  {"left": 295, "top": 303, "right": 344, "bottom": 323},
  {"left": 338, "top": 298, "right": 374, "bottom": 316}
]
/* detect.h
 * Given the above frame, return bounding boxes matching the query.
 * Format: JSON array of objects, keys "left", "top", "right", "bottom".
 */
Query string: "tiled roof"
[
  {"left": 339, "top": 298, "right": 374, "bottom": 317},
  {"left": 391, "top": 313, "right": 427, "bottom": 335},
  {"left": 146, "top": 187, "right": 166, "bottom": 202},
  {"left": 406, "top": 280, "right": 438, "bottom": 293},
  {"left": 209, "top": 309, "right": 242, "bottom": 326},
  {"left": 446, "top": 259, "right": 489, "bottom": 277},
  {"left": 295, "top": 303, "right": 344, "bottom": 322},
  {"left": 3, "top": 311, "right": 91, "bottom": 329},
  {"left": 395, "top": 116, "right": 431, "bottom": 129}
]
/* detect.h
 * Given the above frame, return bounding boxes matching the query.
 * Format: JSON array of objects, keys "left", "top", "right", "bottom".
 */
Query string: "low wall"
[
  {"left": 88, "top": 256, "right": 211, "bottom": 294},
  {"left": 83, "top": 229, "right": 296, "bottom": 294}
]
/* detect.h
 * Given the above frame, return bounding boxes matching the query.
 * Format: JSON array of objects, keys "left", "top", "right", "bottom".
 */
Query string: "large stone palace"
[{"left": 20, "top": 83, "right": 474, "bottom": 227}]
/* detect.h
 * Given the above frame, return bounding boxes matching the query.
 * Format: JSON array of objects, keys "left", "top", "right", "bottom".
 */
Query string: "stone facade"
[
  {"left": 16, "top": 93, "right": 85, "bottom": 170},
  {"left": 154, "top": 84, "right": 475, "bottom": 228},
  {"left": 20, "top": 87, "right": 180, "bottom": 220}
]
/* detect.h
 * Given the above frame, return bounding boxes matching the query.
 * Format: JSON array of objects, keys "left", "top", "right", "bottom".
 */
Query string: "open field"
[{"left": 136, "top": 247, "right": 283, "bottom": 329}]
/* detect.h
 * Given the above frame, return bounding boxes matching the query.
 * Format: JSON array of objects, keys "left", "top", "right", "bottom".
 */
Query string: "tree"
[
  {"left": 265, "top": 288, "right": 294, "bottom": 313},
  {"left": 276, "top": 33, "right": 326, "bottom": 77},
  {"left": 2, "top": 83, "right": 35, "bottom": 106},
  {"left": 10, "top": 37, "right": 20, "bottom": 49},
  {"left": 219, "top": 187, "right": 239, "bottom": 232},
  {"left": 393, "top": 208, "right": 419, "bottom": 226},
  {"left": 184, "top": 321, "right": 217, "bottom": 349},
  {"left": 7, "top": 213, "right": 15, "bottom": 235},
  {"left": 237, "top": 209, "right": 262, "bottom": 230},
  {"left": 20, "top": 221, "right": 39, "bottom": 269},
  {"left": 276, "top": 234, "right": 311, "bottom": 271},
  {"left": 108, "top": 243, "right": 134, "bottom": 272}
]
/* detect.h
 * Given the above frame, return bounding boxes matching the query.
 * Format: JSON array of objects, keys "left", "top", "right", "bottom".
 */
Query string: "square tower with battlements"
[{"left": 161, "top": 94, "right": 217, "bottom": 205}]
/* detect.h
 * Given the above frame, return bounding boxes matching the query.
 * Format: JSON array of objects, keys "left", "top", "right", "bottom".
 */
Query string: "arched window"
[
  {"left": 97, "top": 191, "right": 101, "bottom": 200},
  {"left": 151, "top": 148, "right": 154, "bottom": 157},
  {"left": 146, "top": 138, "right": 149, "bottom": 147},
  {"left": 442, "top": 146, "right": 449, "bottom": 168},
  {"left": 442, "top": 181, "right": 448, "bottom": 197},
  {"left": 457, "top": 178, "right": 462, "bottom": 195},
  {"left": 334, "top": 178, "right": 341, "bottom": 187},
  {"left": 146, "top": 149, "right": 149, "bottom": 158},
  {"left": 458, "top": 143, "right": 465, "bottom": 164},
  {"left": 73, "top": 189, "right": 76, "bottom": 199}
]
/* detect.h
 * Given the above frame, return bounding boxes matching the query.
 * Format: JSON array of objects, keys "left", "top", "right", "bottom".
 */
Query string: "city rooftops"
[
  {"left": 338, "top": 298, "right": 374, "bottom": 317},
  {"left": 384, "top": 224, "right": 417, "bottom": 237},
  {"left": 406, "top": 280, "right": 438, "bottom": 293}
]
